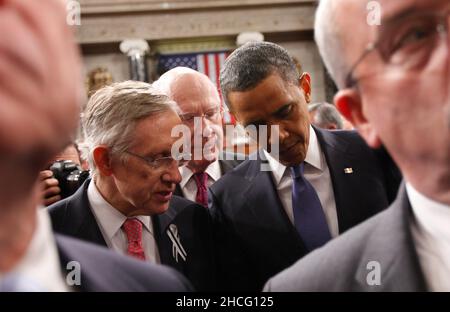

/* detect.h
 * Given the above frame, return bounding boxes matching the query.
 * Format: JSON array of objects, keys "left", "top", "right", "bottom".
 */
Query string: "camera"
[{"left": 49, "top": 160, "right": 90, "bottom": 199}]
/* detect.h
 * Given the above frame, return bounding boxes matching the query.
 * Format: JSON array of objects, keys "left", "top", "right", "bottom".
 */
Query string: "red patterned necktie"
[
  {"left": 122, "top": 218, "right": 146, "bottom": 261},
  {"left": 193, "top": 172, "right": 208, "bottom": 207}
]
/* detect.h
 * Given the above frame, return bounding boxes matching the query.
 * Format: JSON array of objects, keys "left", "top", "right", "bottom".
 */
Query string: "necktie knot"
[
  {"left": 193, "top": 172, "right": 208, "bottom": 207},
  {"left": 290, "top": 162, "right": 305, "bottom": 179},
  {"left": 193, "top": 172, "right": 208, "bottom": 189}
]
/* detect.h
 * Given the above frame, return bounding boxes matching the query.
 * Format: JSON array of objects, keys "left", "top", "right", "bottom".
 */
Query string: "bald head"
[
  {"left": 154, "top": 67, "right": 221, "bottom": 114},
  {"left": 316, "top": 0, "right": 450, "bottom": 204},
  {"left": 154, "top": 67, "right": 224, "bottom": 173},
  {"left": 315, "top": 0, "right": 374, "bottom": 89}
]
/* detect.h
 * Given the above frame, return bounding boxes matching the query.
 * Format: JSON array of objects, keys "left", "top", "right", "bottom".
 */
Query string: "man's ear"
[
  {"left": 92, "top": 146, "right": 114, "bottom": 176},
  {"left": 335, "top": 89, "right": 382, "bottom": 148},
  {"left": 299, "top": 72, "right": 312, "bottom": 103}
]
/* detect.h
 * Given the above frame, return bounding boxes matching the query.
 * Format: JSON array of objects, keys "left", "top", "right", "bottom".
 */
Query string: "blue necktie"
[{"left": 291, "top": 163, "right": 332, "bottom": 251}]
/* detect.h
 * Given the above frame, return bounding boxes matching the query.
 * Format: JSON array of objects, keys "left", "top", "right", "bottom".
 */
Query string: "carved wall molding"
[
  {"left": 79, "top": 0, "right": 315, "bottom": 14},
  {"left": 76, "top": 1, "right": 316, "bottom": 44},
  {"left": 154, "top": 37, "right": 236, "bottom": 54}
]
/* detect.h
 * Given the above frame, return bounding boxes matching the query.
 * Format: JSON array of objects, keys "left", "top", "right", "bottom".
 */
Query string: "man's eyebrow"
[
  {"left": 271, "top": 102, "right": 294, "bottom": 116},
  {"left": 382, "top": 5, "right": 419, "bottom": 25}
]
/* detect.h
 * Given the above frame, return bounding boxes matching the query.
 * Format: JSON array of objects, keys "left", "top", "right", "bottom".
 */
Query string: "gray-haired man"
[
  {"left": 265, "top": 0, "right": 450, "bottom": 291},
  {"left": 154, "top": 67, "right": 243, "bottom": 207},
  {"left": 308, "top": 102, "right": 344, "bottom": 130},
  {"left": 49, "top": 81, "right": 215, "bottom": 291}
]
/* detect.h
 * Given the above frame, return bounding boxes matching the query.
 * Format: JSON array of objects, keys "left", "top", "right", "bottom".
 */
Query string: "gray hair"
[
  {"left": 315, "top": 0, "right": 349, "bottom": 89},
  {"left": 308, "top": 102, "right": 343, "bottom": 129},
  {"left": 81, "top": 80, "right": 177, "bottom": 177},
  {"left": 219, "top": 41, "right": 299, "bottom": 110}
]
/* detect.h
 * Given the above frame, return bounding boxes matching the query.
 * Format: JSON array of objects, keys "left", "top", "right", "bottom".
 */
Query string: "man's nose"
[
  {"left": 162, "top": 162, "right": 182, "bottom": 184},
  {"left": 268, "top": 123, "right": 289, "bottom": 146}
]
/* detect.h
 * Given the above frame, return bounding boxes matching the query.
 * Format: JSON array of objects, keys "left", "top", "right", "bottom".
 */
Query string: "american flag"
[{"left": 158, "top": 51, "right": 235, "bottom": 124}]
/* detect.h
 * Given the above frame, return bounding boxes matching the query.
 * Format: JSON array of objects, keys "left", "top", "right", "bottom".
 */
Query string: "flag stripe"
[{"left": 158, "top": 51, "right": 235, "bottom": 124}]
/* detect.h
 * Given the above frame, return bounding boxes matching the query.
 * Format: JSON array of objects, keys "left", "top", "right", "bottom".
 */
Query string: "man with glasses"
[
  {"left": 264, "top": 0, "right": 450, "bottom": 291},
  {"left": 49, "top": 81, "right": 215, "bottom": 291},
  {"left": 154, "top": 67, "right": 244, "bottom": 208}
]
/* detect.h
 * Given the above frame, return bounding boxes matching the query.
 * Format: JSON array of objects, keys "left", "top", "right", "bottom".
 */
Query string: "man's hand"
[{"left": 39, "top": 170, "right": 61, "bottom": 206}]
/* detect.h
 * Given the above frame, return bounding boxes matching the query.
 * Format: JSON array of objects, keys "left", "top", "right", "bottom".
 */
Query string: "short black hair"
[{"left": 219, "top": 41, "right": 300, "bottom": 109}]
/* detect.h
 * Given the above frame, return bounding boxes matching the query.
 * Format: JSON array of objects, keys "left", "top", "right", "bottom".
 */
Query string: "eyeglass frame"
[
  {"left": 344, "top": 8, "right": 450, "bottom": 88},
  {"left": 124, "top": 150, "right": 191, "bottom": 169},
  {"left": 178, "top": 106, "right": 222, "bottom": 123}
]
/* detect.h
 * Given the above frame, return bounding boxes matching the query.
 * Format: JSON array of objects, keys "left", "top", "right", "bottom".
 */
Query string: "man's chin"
[
  {"left": 149, "top": 202, "right": 170, "bottom": 215},
  {"left": 278, "top": 155, "right": 305, "bottom": 167}
]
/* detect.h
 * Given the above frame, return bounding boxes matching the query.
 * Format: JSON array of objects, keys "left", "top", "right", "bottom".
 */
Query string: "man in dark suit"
[
  {"left": 49, "top": 81, "right": 214, "bottom": 291},
  {"left": 264, "top": 0, "right": 450, "bottom": 291},
  {"left": 50, "top": 179, "right": 213, "bottom": 291},
  {"left": 0, "top": 0, "right": 190, "bottom": 292},
  {"left": 154, "top": 67, "right": 244, "bottom": 207},
  {"left": 212, "top": 41, "right": 401, "bottom": 291}
]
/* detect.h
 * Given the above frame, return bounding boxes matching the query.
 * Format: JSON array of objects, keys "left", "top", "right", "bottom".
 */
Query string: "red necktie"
[
  {"left": 194, "top": 172, "right": 208, "bottom": 207},
  {"left": 122, "top": 218, "right": 146, "bottom": 261}
]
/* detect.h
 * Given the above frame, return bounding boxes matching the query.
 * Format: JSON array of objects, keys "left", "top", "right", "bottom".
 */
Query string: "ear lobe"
[
  {"left": 335, "top": 89, "right": 382, "bottom": 148},
  {"left": 299, "top": 72, "right": 312, "bottom": 103},
  {"left": 93, "top": 146, "right": 114, "bottom": 176}
]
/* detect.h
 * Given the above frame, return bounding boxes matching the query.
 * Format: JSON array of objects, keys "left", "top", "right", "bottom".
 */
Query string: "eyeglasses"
[
  {"left": 125, "top": 150, "right": 191, "bottom": 169},
  {"left": 345, "top": 8, "right": 450, "bottom": 87},
  {"left": 179, "top": 107, "right": 221, "bottom": 124}
]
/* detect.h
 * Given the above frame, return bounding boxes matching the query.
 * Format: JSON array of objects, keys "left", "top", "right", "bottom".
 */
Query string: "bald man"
[
  {"left": 154, "top": 67, "right": 244, "bottom": 207},
  {"left": 264, "top": 0, "right": 450, "bottom": 291}
]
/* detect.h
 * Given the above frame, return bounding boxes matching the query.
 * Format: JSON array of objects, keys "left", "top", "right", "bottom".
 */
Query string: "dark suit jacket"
[
  {"left": 209, "top": 127, "right": 402, "bottom": 291},
  {"left": 55, "top": 234, "right": 193, "bottom": 292},
  {"left": 174, "top": 153, "right": 245, "bottom": 198},
  {"left": 263, "top": 185, "right": 427, "bottom": 291},
  {"left": 49, "top": 179, "right": 215, "bottom": 291}
]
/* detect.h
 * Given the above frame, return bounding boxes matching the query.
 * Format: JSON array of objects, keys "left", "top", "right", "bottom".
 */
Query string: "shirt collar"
[
  {"left": 87, "top": 181, "right": 152, "bottom": 239},
  {"left": 264, "top": 125, "right": 324, "bottom": 185},
  {"left": 179, "top": 159, "right": 221, "bottom": 188},
  {"left": 406, "top": 182, "right": 450, "bottom": 245},
  {"left": 0, "top": 209, "right": 69, "bottom": 291}
]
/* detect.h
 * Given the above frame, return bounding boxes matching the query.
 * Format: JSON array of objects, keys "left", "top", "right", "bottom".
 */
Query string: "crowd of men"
[{"left": 0, "top": 0, "right": 449, "bottom": 292}]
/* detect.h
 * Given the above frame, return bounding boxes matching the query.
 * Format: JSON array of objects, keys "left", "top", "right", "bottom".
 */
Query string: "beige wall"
[{"left": 79, "top": 0, "right": 325, "bottom": 101}]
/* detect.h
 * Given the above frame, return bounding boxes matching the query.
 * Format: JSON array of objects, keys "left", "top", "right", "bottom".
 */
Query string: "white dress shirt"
[
  {"left": 407, "top": 183, "right": 450, "bottom": 291},
  {"left": 263, "top": 125, "right": 339, "bottom": 238},
  {"left": 179, "top": 160, "right": 222, "bottom": 202},
  {"left": 87, "top": 181, "right": 160, "bottom": 264},
  {"left": 0, "top": 209, "right": 70, "bottom": 291}
]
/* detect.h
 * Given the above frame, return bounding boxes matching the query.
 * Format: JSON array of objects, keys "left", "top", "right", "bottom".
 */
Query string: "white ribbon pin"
[{"left": 166, "top": 224, "right": 187, "bottom": 263}]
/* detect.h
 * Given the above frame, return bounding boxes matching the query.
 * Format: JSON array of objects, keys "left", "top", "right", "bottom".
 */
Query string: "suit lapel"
[
  {"left": 242, "top": 153, "right": 306, "bottom": 255},
  {"left": 66, "top": 179, "right": 107, "bottom": 247},
  {"left": 354, "top": 186, "right": 427, "bottom": 291},
  {"left": 219, "top": 159, "right": 233, "bottom": 175},
  {"left": 314, "top": 127, "right": 371, "bottom": 233},
  {"left": 152, "top": 202, "right": 183, "bottom": 269},
  {"left": 174, "top": 184, "right": 184, "bottom": 197}
]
